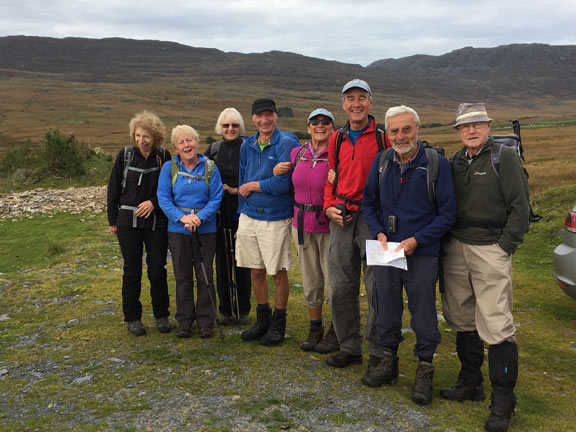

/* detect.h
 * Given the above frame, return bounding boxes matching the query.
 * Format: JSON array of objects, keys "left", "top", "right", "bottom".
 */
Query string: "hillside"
[{"left": 1, "top": 36, "right": 576, "bottom": 153}]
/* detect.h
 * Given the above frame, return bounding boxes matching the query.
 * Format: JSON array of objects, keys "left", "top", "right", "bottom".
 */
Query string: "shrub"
[
  {"left": 42, "top": 129, "right": 86, "bottom": 177},
  {"left": 0, "top": 144, "right": 34, "bottom": 177},
  {"left": 206, "top": 136, "right": 216, "bottom": 145},
  {"left": 293, "top": 131, "right": 310, "bottom": 141},
  {"left": 277, "top": 107, "right": 293, "bottom": 118}
]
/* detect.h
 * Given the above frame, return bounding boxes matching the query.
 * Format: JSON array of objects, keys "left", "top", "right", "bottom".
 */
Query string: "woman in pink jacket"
[{"left": 274, "top": 108, "right": 339, "bottom": 353}]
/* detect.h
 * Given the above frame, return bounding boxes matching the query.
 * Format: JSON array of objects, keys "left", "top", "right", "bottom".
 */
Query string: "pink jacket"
[{"left": 290, "top": 142, "right": 330, "bottom": 233}]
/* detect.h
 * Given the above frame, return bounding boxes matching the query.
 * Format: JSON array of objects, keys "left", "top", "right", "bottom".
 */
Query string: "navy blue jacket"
[{"left": 362, "top": 142, "right": 456, "bottom": 256}]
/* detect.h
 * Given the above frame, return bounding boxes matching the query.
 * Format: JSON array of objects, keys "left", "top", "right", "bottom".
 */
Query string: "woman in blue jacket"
[{"left": 157, "top": 125, "right": 223, "bottom": 338}]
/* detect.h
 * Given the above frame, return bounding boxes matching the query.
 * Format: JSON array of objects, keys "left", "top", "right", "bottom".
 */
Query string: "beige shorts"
[{"left": 235, "top": 213, "right": 292, "bottom": 275}]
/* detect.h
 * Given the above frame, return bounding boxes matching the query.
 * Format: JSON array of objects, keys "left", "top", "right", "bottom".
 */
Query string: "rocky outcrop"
[{"left": 0, "top": 186, "right": 106, "bottom": 219}]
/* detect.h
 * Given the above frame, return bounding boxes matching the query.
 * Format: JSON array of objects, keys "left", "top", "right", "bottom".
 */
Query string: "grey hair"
[
  {"left": 384, "top": 105, "right": 421, "bottom": 130},
  {"left": 214, "top": 108, "right": 246, "bottom": 135},
  {"left": 171, "top": 125, "right": 200, "bottom": 147}
]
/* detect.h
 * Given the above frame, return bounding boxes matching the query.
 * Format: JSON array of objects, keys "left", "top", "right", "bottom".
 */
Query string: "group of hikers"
[{"left": 106, "top": 78, "right": 530, "bottom": 432}]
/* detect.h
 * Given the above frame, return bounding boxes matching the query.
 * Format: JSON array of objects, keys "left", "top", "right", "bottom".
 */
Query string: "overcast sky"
[{"left": 1, "top": 0, "right": 575, "bottom": 66}]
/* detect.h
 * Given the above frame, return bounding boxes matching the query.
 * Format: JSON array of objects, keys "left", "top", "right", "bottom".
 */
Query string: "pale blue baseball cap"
[
  {"left": 308, "top": 108, "right": 335, "bottom": 123},
  {"left": 342, "top": 78, "right": 372, "bottom": 95}
]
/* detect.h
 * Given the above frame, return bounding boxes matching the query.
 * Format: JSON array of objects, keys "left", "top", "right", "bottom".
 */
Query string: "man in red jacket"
[{"left": 322, "top": 79, "right": 390, "bottom": 383}]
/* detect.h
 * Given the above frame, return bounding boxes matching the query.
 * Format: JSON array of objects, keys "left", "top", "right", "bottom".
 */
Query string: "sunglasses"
[
  {"left": 309, "top": 118, "right": 333, "bottom": 126},
  {"left": 221, "top": 123, "right": 240, "bottom": 129}
]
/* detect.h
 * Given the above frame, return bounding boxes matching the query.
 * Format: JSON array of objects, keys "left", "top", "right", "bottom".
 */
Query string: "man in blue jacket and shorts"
[{"left": 236, "top": 98, "right": 300, "bottom": 346}]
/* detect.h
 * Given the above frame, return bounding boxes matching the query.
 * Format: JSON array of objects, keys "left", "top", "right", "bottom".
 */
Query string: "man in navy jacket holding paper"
[{"left": 361, "top": 105, "right": 455, "bottom": 405}]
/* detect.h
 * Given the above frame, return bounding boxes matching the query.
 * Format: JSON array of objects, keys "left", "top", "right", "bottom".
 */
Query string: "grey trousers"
[
  {"left": 168, "top": 232, "right": 217, "bottom": 328},
  {"left": 328, "top": 214, "right": 384, "bottom": 356}
]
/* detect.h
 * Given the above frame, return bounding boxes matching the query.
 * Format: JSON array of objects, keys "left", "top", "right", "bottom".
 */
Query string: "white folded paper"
[{"left": 366, "top": 240, "right": 408, "bottom": 270}]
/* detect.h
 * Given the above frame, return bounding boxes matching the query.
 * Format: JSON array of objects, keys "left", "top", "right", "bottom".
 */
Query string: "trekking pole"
[
  {"left": 222, "top": 197, "right": 240, "bottom": 320},
  {"left": 192, "top": 230, "right": 224, "bottom": 340}
]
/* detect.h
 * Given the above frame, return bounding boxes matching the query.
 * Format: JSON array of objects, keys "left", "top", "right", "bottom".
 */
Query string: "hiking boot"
[
  {"left": 218, "top": 314, "right": 232, "bottom": 325},
  {"left": 156, "top": 317, "right": 172, "bottom": 334},
  {"left": 313, "top": 323, "right": 339, "bottom": 354},
  {"left": 485, "top": 395, "right": 516, "bottom": 432},
  {"left": 360, "top": 351, "right": 398, "bottom": 387},
  {"left": 199, "top": 326, "right": 214, "bottom": 339},
  {"left": 326, "top": 351, "right": 363, "bottom": 368},
  {"left": 236, "top": 314, "right": 249, "bottom": 326},
  {"left": 411, "top": 361, "right": 435, "bottom": 406},
  {"left": 300, "top": 325, "right": 324, "bottom": 351},
  {"left": 127, "top": 320, "right": 146, "bottom": 337},
  {"left": 176, "top": 322, "right": 192, "bottom": 338},
  {"left": 241, "top": 304, "right": 271, "bottom": 341},
  {"left": 440, "top": 379, "right": 486, "bottom": 402},
  {"left": 260, "top": 310, "right": 287, "bottom": 346},
  {"left": 361, "top": 355, "right": 385, "bottom": 385}
]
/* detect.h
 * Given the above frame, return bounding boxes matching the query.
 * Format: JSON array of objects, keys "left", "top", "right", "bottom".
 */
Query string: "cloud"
[{"left": 1, "top": 0, "right": 575, "bottom": 66}]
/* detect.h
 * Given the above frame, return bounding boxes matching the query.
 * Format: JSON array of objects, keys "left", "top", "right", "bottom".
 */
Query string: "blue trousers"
[{"left": 373, "top": 255, "right": 441, "bottom": 358}]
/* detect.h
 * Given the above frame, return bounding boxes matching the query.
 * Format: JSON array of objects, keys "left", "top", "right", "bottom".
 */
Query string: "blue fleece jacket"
[
  {"left": 157, "top": 154, "right": 223, "bottom": 235},
  {"left": 238, "top": 127, "right": 300, "bottom": 221},
  {"left": 362, "top": 142, "right": 456, "bottom": 256}
]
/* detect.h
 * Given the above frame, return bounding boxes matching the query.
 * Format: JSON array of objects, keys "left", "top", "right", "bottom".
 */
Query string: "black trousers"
[
  {"left": 117, "top": 227, "right": 169, "bottom": 322},
  {"left": 168, "top": 232, "right": 217, "bottom": 327},
  {"left": 215, "top": 216, "right": 252, "bottom": 316}
]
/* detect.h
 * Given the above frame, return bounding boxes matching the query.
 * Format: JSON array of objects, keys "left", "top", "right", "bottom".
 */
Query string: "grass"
[{"left": 0, "top": 184, "right": 575, "bottom": 431}]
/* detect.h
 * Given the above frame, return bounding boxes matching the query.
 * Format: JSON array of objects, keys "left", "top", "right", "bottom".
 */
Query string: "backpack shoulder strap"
[
  {"left": 204, "top": 158, "right": 215, "bottom": 192},
  {"left": 377, "top": 148, "right": 395, "bottom": 187},
  {"left": 170, "top": 159, "right": 179, "bottom": 187},
  {"left": 425, "top": 147, "right": 439, "bottom": 212},
  {"left": 121, "top": 146, "right": 135, "bottom": 193},
  {"left": 491, "top": 142, "right": 503, "bottom": 178},
  {"left": 332, "top": 130, "right": 345, "bottom": 195},
  {"left": 292, "top": 145, "right": 308, "bottom": 170},
  {"left": 375, "top": 123, "right": 387, "bottom": 151}
]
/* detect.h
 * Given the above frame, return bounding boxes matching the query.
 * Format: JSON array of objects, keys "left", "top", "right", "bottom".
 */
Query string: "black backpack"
[{"left": 490, "top": 120, "right": 541, "bottom": 223}]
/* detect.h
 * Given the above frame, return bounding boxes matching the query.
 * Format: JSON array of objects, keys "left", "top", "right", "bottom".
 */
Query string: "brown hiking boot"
[
  {"left": 176, "top": 322, "right": 192, "bottom": 338},
  {"left": 411, "top": 361, "right": 435, "bottom": 406},
  {"left": 199, "top": 326, "right": 214, "bottom": 339},
  {"left": 313, "top": 323, "right": 339, "bottom": 354},
  {"left": 301, "top": 325, "right": 324, "bottom": 351},
  {"left": 361, "top": 351, "right": 398, "bottom": 387},
  {"left": 326, "top": 351, "right": 363, "bottom": 368}
]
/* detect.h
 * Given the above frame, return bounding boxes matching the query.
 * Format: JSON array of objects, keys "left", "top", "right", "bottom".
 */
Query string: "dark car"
[{"left": 553, "top": 204, "right": 576, "bottom": 300}]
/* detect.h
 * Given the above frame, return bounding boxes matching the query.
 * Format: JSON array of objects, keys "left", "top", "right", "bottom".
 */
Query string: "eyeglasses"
[
  {"left": 309, "top": 118, "right": 333, "bottom": 126},
  {"left": 221, "top": 123, "right": 240, "bottom": 129},
  {"left": 457, "top": 122, "right": 488, "bottom": 132}
]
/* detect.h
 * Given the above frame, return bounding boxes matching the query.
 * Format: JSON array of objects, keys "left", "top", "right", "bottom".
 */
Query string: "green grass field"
[{"left": 0, "top": 182, "right": 575, "bottom": 431}]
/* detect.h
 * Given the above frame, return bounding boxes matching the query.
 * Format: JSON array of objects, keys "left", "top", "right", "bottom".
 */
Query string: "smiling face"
[
  {"left": 341, "top": 88, "right": 372, "bottom": 129},
  {"left": 220, "top": 115, "right": 241, "bottom": 141},
  {"left": 134, "top": 127, "right": 154, "bottom": 157},
  {"left": 457, "top": 121, "right": 491, "bottom": 156},
  {"left": 252, "top": 110, "right": 277, "bottom": 141},
  {"left": 175, "top": 134, "right": 199, "bottom": 165},
  {"left": 387, "top": 112, "right": 421, "bottom": 159},
  {"left": 307, "top": 115, "right": 334, "bottom": 148}
]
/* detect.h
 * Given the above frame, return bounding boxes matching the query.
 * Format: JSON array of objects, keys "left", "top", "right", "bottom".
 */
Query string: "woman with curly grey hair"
[{"left": 107, "top": 110, "right": 172, "bottom": 337}]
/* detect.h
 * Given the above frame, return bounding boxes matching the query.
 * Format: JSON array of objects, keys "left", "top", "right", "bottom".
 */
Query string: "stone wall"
[{"left": 0, "top": 186, "right": 107, "bottom": 219}]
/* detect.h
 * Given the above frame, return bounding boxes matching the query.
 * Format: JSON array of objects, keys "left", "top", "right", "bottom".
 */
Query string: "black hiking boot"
[
  {"left": 313, "top": 322, "right": 339, "bottom": 354},
  {"left": 440, "top": 379, "right": 486, "bottom": 401},
  {"left": 241, "top": 304, "right": 271, "bottom": 341},
  {"left": 326, "top": 351, "right": 363, "bottom": 368},
  {"left": 485, "top": 395, "right": 516, "bottom": 432},
  {"left": 300, "top": 324, "right": 324, "bottom": 351},
  {"left": 127, "top": 320, "right": 146, "bottom": 337},
  {"left": 411, "top": 361, "right": 435, "bottom": 406},
  {"left": 260, "top": 309, "right": 287, "bottom": 346},
  {"left": 360, "top": 351, "right": 398, "bottom": 387}
]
